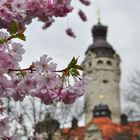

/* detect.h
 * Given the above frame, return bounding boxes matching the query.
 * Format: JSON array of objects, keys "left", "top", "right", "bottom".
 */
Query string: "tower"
[{"left": 82, "top": 20, "right": 121, "bottom": 123}]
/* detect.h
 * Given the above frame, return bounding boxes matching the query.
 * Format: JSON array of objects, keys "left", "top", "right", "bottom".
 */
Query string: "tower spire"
[{"left": 97, "top": 9, "right": 101, "bottom": 24}]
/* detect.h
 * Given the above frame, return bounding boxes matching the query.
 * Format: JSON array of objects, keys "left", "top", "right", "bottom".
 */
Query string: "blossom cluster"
[
  {"left": 0, "top": 0, "right": 74, "bottom": 30},
  {"left": 0, "top": 31, "right": 89, "bottom": 104},
  {"left": 0, "top": 30, "right": 89, "bottom": 139},
  {"left": 0, "top": 0, "right": 90, "bottom": 32},
  {"left": 0, "top": 0, "right": 91, "bottom": 139}
]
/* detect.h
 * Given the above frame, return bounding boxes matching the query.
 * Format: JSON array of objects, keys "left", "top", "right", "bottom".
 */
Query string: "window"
[
  {"left": 89, "top": 62, "right": 92, "bottom": 67},
  {"left": 95, "top": 112, "right": 100, "bottom": 116},
  {"left": 97, "top": 60, "right": 103, "bottom": 65},
  {"left": 102, "top": 79, "right": 108, "bottom": 83},
  {"left": 101, "top": 111, "right": 106, "bottom": 115},
  {"left": 107, "top": 60, "right": 112, "bottom": 65}
]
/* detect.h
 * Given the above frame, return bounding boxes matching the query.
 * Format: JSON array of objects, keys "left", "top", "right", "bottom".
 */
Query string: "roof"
[
  {"left": 85, "top": 22, "right": 116, "bottom": 58},
  {"left": 63, "top": 117, "right": 140, "bottom": 140},
  {"left": 63, "top": 127, "right": 85, "bottom": 140}
]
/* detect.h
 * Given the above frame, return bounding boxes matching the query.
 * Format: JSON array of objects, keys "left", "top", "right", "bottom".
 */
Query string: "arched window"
[
  {"left": 97, "top": 60, "right": 103, "bottom": 65},
  {"left": 107, "top": 60, "right": 112, "bottom": 65}
]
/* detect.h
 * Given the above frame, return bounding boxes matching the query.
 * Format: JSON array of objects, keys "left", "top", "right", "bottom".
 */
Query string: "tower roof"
[
  {"left": 86, "top": 21, "right": 116, "bottom": 57},
  {"left": 92, "top": 22, "right": 107, "bottom": 40}
]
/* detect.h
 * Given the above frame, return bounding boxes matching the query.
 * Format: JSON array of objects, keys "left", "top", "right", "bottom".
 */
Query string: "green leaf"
[
  {"left": 70, "top": 68, "right": 80, "bottom": 76},
  {"left": 16, "top": 71, "right": 27, "bottom": 77},
  {"left": 74, "top": 65, "right": 84, "bottom": 70},
  {"left": 68, "top": 57, "right": 77, "bottom": 69},
  {"left": 0, "top": 38, "right": 5, "bottom": 44},
  {"left": 15, "top": 33, "right": 26, "bottom": 41},
  {"left": 10, "top": 21, "right": 19, "bottom": 34}
]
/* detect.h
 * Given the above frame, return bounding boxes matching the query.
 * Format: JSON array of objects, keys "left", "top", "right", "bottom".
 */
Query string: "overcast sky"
[{"left": 21, "top": 0, "right": 140, "bottom": 88}]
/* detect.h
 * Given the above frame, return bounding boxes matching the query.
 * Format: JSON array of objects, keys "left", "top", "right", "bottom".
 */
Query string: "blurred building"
[
  {"left": 35, "top": 20, "right": 140, "bottom": 140},
  {"left": 82, "top": 19, "right": 121, "bottom": 124},
  {"left": 62, "top": 20, "right": 140, "bottom": 140}
]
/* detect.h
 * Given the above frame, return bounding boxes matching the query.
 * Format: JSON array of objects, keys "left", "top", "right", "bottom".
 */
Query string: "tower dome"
[
  {"left": 86, "top": 22, "right": 115, "bottom": 58},
  {"left": 92, "top": 22, "right": 107, "bottom": 40}
]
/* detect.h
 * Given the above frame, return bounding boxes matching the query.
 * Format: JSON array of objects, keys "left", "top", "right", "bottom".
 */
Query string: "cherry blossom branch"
[
  {"left": 0, "top": 0, "right": 91, "bottom": 139},
  {"left": 0, "top": 31, "right": 26, "bottom": 44}
]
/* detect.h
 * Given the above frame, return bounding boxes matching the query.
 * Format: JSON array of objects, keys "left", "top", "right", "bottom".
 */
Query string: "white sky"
[{"left": 21, "top": 0, "right": 140, "bottom": 88}]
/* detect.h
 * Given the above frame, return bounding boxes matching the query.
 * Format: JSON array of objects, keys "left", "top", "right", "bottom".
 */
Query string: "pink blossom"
[
  {"left": 42, "top": 18, "right": 55, "bottom": 29},
  {"left": 0, "top": 44, "right": 7, "bottom": 51},
  {"left": 5, "top": 74, "right": 36, "bottom": 101},
  {"left": 0, "top": 51, "right": 14, "bottom": 74},
  {"left": 61, "top": 86, "right": 79, "bottom": 104},
  {"left": 37, "top": 72, "right": 62, "bottom": 89},
  {"left": 4, "top": 77, "right": 25, "bottom": 101},
  {"left": 5, "top": 87, "right": 24, "bottom": 101},
  {"left": 78, "top": 9, "right": 87, "bottom": 21},
  {"left": 52, "top": 3, "right": 73, "bottom": 17},
  {"left": 66, "top": 28, "right": 76, "bottom": 38},
  {"left": 0, "top": 6, "right": 15, "bottom": 22},
  {"left": 73, "top": 76, "right": 90, "bottom": 96},
  {"left": 0, "top": 31, "right": 8, "bottom": 39},
  {"left": 10, "top": 77, "right": 21, "bottom": 88},
  {"left": 8, "top": 42, "right": 25, "bottom": 62},
  {"left": 10, "top": 43, "right": 25, "bottom": 56},
  {"left": 35, "top": 55, "right": 57, "bottom": 73},
  {"left": 0, "top": 31, "right": 9, "bottom": 51},
  {"left": 18, "top": 74, "right": 37, "bottom": 93},
  {"left": 0, "top": 75, "right": 11, "bottom": 96},
  {"left": 35, "top": 88, "right": 54, "bottom": 105},
  {"left": 32, "top": 87, "right": 62, "bottom": 104},
  {"left": 79, "top": 0, "right": 91, "bottom": 6},
  {"left": 11, "top": 0, "right": 26, "bottom": 17}
]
